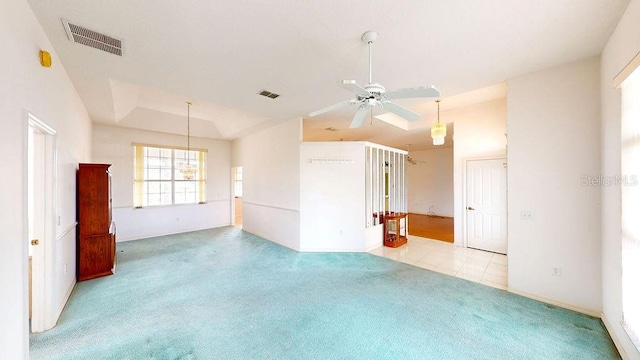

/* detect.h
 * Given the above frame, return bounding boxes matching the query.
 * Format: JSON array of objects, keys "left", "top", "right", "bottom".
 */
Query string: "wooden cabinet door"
[
  {"left": 77, "top": 163, "right": 115, "bottom": 281},
  {"left": 78, "top": 234, "right": 114, "bottom": 281},
  {"left": 78, "top": 164, "right": 111, "bottom": 237}
]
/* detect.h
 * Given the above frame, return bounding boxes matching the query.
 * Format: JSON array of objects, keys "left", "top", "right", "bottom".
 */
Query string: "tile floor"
[{"left": 369, "top": 235, "right": 508, "bottom": 290}]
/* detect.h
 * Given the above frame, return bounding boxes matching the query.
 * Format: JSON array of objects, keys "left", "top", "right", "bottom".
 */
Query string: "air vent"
[
  {"left": 257, "top": 89, "right": 280, "bottom": 99},
  {"left": 62, "top": 19, "right": 123, "bottom": 56}
]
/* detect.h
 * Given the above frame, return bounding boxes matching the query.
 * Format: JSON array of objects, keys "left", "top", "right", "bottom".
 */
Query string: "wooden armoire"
[{"left": 77, "top": 163, "right": 116, "bottom": 281}]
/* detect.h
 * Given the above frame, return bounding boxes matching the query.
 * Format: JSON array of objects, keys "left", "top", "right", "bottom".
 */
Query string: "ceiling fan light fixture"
[
  {"left": 431, "top": 100, "right": 446, "bottom": 146},
  {"left": 307, "top": 30, "right": 439, "bottom": 128},
  {"left": 431, "top": 123, "right": 446, "bottom": 146}
]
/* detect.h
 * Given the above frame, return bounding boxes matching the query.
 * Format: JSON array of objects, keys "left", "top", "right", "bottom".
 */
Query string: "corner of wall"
[{"left": 507, "top": 56, "right": 602, "bottom": 313}]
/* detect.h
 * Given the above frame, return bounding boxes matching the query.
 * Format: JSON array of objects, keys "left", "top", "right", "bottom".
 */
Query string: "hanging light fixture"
[
  {"left": 431, "top": 100, "right": 446, "bottom": 146},
  {"left": 178, "top": 101, "right": 198, "bottom": 180}
]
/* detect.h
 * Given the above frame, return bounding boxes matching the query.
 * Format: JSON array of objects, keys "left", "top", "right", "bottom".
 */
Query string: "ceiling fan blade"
[
  {"left": 340, "top": 80, "right": 371, "bottom": 98},
  {"left": 308, "top": 99, "right": 357, "bottom": 117},
  {"left": 382, "top": 102, "right": 421, "bottom": 121},
  {"left": 385, "top": 85, "right": 440, "bottom": 100},
  {"left": 349, "top": 105, "right": 370, "bottom": 128}
]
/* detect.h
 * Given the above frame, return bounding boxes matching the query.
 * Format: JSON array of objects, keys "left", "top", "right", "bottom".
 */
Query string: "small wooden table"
[{"left": 383, "top": 212, "right": 408, "bottom": 248}]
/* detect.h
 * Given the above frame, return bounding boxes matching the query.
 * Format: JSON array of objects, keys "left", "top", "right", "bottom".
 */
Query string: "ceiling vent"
[
  {"left": 257, "top": 89, "right": 280, "bottom": 99},
  {"left": 62, "top": 19, "right": 123, "bottom": 56}
]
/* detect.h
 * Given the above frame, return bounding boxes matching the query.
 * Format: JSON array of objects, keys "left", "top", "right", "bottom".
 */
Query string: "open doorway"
[
  {"left": 232, "top": 166, "right": 243, "bottom": 227},
  {"left": 406, "top": 144, "right": 455, "bottom": 242},
  {"left": 27, "top": 113, "right": 56, "bottom": 333}
]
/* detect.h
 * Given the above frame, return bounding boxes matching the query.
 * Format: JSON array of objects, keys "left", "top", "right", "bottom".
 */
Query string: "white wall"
[
  {"left": 0, "top": 0, "right": 92, "bottom": 357},
  {"left": 231, "top": 119, "right": 301, "bottom": 250},
  {"left": 452, "top": 98, "right": 507, "bottom": 245},
  {"left": 299, "top": 142, "right": 369, "bottom": 251},
  {"left": 507, "top": 57, "right": 602, "bottom": 315},
  {"left": 601, "top": 0, "right": 640, "bottom": 358},
  {"left": 407, "top": 147, "right": 454, "bottom": 217},
  {"left": 92, "top": 125, "right": 231, "bottom": 241}
]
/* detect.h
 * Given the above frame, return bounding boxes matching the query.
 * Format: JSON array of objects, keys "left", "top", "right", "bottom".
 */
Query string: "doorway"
[
  {"left": 27, "top": 113, "right": 56, "bottom": 333},
  {"left": 465, "top": 158, "right": 507, "bottom": 254},
  {"left": 232, "top": 167, "right": 243, "bottom": 227},
  {"left": 406, "top": 145, "right": 455, "bottom": 242}
]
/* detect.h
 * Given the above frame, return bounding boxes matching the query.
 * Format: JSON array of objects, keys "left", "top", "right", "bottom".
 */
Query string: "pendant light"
[
  {"left": 178, "top": 101, "right": 198, "bottom": 180},
  {"left": 431, "top": 100, "right": 446, "bottom": 146}
]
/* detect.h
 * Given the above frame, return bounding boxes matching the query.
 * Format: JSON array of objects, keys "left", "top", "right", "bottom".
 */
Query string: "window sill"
[{"left": 133, "top": 202, "right": 207, "bottom": 209}]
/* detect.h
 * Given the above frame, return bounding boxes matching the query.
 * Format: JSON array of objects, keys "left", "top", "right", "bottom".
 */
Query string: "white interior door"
[
  {"left": 466, "top": 158, "right": 507, "bottom": 254},
  {"left": 28, "top": 126, "right": 45, "bottom": 328},
  {"left": 28, "top": 114, "right": 56, "bottom": 333}
]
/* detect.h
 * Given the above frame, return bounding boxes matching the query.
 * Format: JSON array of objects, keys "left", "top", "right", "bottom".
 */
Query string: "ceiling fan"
[
  {"left": 308, "top": 30, "right": 440, "bottom": 128},
  {"left": 406, "top": 144, "right": 426, "bottom": 166}
]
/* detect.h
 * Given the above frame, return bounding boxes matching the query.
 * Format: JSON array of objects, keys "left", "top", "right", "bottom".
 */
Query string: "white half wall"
[
  {"left": 507, "top": 57, "right": 602, "bottom": 314},
  {"left": 231, "top": 119, "right": 301, "bottom": 250},
  {"left": 452, "top": 98, "right": 507, "bottom": 245},
  {"left": 112, "top": 202, "right": 230, "bottom": 241},
  {"left": 299, "top": 142, "right": 369, "bottom": 252},
  {"left": 92, "top": 125, "right": 231, "bottom": 241},
  {"left": 601, "top": 0, "right": 640, "bottom": 358},
  {"left": 0, "top": 0, "right": 92, "bottom": 357},
  {"left": 407, "top": 147, "right": 454, "bottom": 217}
]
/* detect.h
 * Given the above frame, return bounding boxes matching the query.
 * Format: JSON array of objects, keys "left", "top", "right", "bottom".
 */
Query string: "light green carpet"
[{"left": 30, "top": 227, "right": 620, "bottom": 359}]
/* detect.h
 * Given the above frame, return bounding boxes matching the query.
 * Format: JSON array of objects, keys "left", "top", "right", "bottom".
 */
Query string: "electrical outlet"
[
  {"left": 57, "top": 216, "right": 61, "bottom": 226},
  {"left": 520, "top": 211, "right": 532, "bottom": 220},
  {"left": 64, "top": 263, "right": 68, "bottom": 274},
  {"left": 552, "top": 267, "right": 562, "bottom": 277}
]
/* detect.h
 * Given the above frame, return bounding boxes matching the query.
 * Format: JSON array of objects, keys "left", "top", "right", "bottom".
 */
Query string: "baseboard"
[
  {"left": 408, "top": 212, "right": 454, "bottom": 219},
  {"left": 242, "top": 228, "right": 300, "bottom": 252},
  {"left": 507, "top": 288, "right": 601, "bottom": 318},
  {"left": 116, "top": 224, "right": 230, "bottom": 242},
  {"left": 364, "top": 243, "right": 381, "bottom": 252},
  {"left": 45, "top": 278, "right": 75, "bottom": 330},
  {"left": 601, "top": 312, "right": 630, "bottom": 360},
  {"left": 299, "top": 247, "right": 372, "bottom": 252},
  {"left": 55, "top": 279, "right": 75, "bottom": 322}
]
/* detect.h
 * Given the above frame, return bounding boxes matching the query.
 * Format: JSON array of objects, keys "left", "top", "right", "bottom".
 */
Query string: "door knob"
[
  {"left": 466, "top": 207, "right": 475, "bottom": 211},
  {"left": 31, "top": 239, "right": 39, "bottom": 246}
]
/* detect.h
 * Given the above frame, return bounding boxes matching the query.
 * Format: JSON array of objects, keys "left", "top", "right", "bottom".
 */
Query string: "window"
[
  {"left": 133, "top": 144, "right": 207, "bottom": 207},
  {"left": 621, "top": 64, "right": 640, "bottom": 349}
]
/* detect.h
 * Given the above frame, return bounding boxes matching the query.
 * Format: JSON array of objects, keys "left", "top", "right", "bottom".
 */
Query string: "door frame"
[
  {"left": 462, "top": 156, "right": 507, "bottom": 251},
  {"left": 231, "top": 166, "right": 242, "bottom": 227},
  {"left": 27, "top": 112, "right": 57, "bottom": 332}
]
